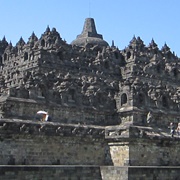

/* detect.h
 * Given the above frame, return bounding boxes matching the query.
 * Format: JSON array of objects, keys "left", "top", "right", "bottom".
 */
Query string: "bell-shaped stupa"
[{"left": 71, "top": 18, "right": 109, "bottom": 47}]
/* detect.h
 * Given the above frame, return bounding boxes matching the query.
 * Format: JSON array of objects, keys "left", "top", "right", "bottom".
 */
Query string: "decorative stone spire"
[
  {"left": 81, "top": 18, "right": 99, "bottom": 37},
  {"left": 45, "top": 25, "right": 50, "bottom": 34},
  {"left": 28, "top": 32, "right": 38, "bottom": 43},
  {"left": 4, "top": 41, "right": 13, "bottom": 53},
  {"left": 129, "top": 36, "right": 145, "bottom": 50},
  {"left": 149, "top": 38, "right": 158, "bottom": 48},
  {"left": 136, "top": 36, "right": 144, "bottom": 45},
  {"left": 129, "top": 35, "right": 136, "bottom": 45},
  {"left": 51, "top": 27, "right": 62, "bottom": 39},
  {"left": 111, "top": 40, "right": 115, "bottom": 48},
  {"left": 52, "top": 27, "right": 57, "bottom": 33},
  {"left": 16, "top": 37, "right": 25, "bottom": 46},
  {"left": 71, "top": 18, "right": 108, "bottom": 47},
  {"left": 2, "top": 36, "right": 7, "bottom": 44},
  {"left": 161, "top": 42, "right": 170, "bottom": 52},
  {"left": 0, "top": 36, "right": 8, "bottom": 53},
  {"left": 8, "top": 41, "right": 13, "bottom": 48}
]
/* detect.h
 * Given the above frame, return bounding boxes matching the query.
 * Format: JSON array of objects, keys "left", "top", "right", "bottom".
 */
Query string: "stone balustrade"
[{"left": 0, "top": 118, "right": 105, "bottom": 138}]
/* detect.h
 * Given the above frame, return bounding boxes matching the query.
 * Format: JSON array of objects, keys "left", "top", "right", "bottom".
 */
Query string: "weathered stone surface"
[
  {"left": 0, "top": 165, "right": 103, "bottom": 180},
  {"left": 0, "top": 119, "right": 105, "bottom": 166},
  {"left": 0, "top": 17, "right": 180, "bottom": 179},
  {"left": 101, "top": 166, "right": 180, "bottom": 180},
  {"left": 71, "top": 18, "right": 109, "bottom": 47},
  {"left": 0, "top": 20, "right": 179, "bottom": 126}
]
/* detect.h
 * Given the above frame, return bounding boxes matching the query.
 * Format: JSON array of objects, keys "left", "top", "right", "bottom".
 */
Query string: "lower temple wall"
[
  {"left": 108, "top": 139, "right": 180, "bottom": 166},
  {"left": 100, "top": 166, "right": 128, "bottom": 180},
  {"left": 0, "top": 165, "right": 102, "bottom": 180},
  {"left": 0, "top": 136, "right": 104, "bottom": 165},
  {"left": 0, "top": 119, "right": 106, "bottom": 166},
  {"left": 1, "top": 120, "right": 180, "bottom": 179},
  {"left": 105, "top": 125, "right": 180, "bottom": 166},
  {"left": 129, "top": 140, "right": 180, "bottom": 166},
  {"left": 101, "top": 166, "right": 180, "bottom": 180},
  {"left": 1, "top": 166, "right": 180, "bottom": 180},
  {"left": 128, "top": 166, "right": 180, "bottom": 180}
]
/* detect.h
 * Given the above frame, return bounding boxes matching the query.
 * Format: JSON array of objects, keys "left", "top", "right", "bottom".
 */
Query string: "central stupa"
[{"left": 71, "top": 18, "right": 109, "bottom": 47}]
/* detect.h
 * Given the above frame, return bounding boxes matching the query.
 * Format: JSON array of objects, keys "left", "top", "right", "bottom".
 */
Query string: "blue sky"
[{"left": 0, "top": 0, "right": 180, "bottom": 55}]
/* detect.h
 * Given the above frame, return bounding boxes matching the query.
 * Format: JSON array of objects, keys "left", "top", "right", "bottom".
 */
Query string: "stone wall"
[
  {"left": 129, "top": 139, "right": 180, "bottom": 166},
  {"left": 107, "top": 142, "right": 129, "bottom": 166},
  {"left": 101, "top": 166, "right": 180, "bottom": 180},
  {"left": 0, "top": 165, "right": 102, "bottom": 180},
  {"left": 105, "top": 125, "right": 180, "bottom": 166},
  {"left": 100, "top": 166, "right": 128, "bottom": 180},
  {"left": 0, "top": 119, "right": 106, "bottom": 165},
  {"left": 1, "top": 166, "right": 180, "bottom": 180},
  {"left": 1, "top": 119, "right": 180, "bottom": 179},
  {"left": 0, "top": 97, "right": 118, "bottom": 125}
]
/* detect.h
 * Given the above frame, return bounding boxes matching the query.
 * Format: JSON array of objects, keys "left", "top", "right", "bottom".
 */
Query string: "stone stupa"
[{"left": 71, "top": 18, "right": 109, "bottom": 47}]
